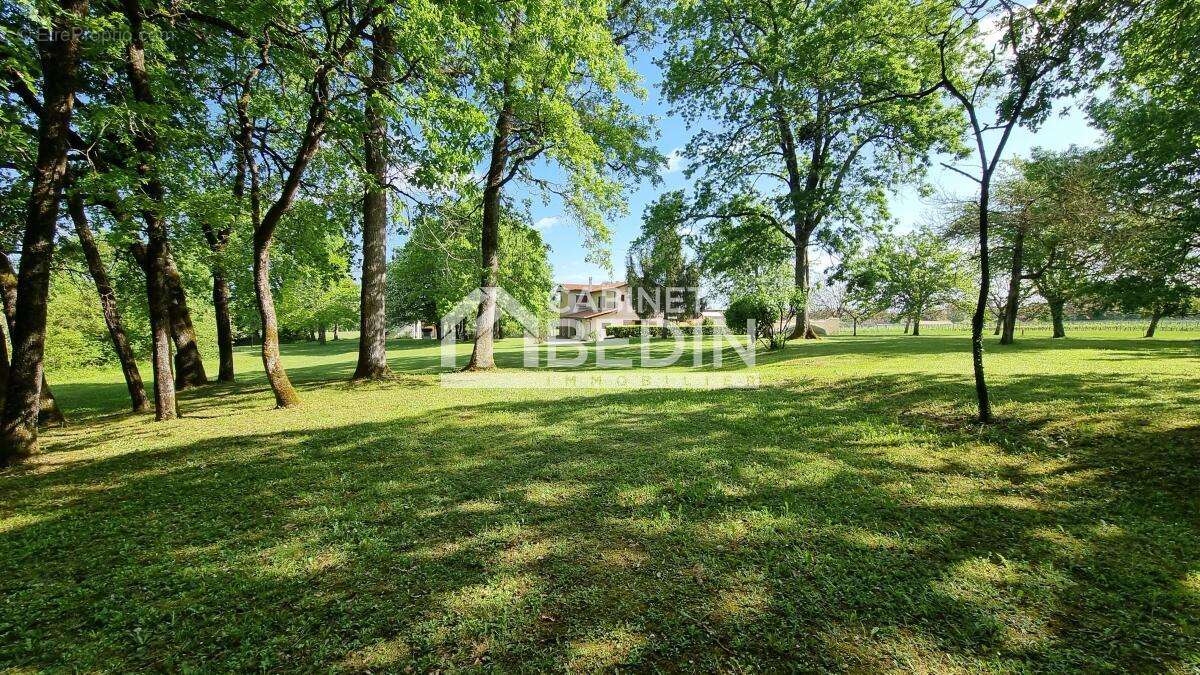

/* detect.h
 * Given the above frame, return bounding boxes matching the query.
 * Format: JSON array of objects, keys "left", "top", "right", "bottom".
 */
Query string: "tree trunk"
[
  {"left": 318, "top": 324, "right": 327, "bottom": 344},
  {"left": 254, "top": 235, "right": 301, "bottom": 407},
  {"left": 68, "top": 193, "right": 149, "bottom": 412},
  {"left": 161, "top": 249, "right": 207, "bottom": 389},
  {"left": 333, "top": 324, "right": 339, "bottom": 341},
  {"left": 200, "top": 218, "right": 234, "bottom": 383},
  {"left": 465, "top": 99, "right": 513, "bottom": 371},
  {"left": 0, "top": 254, "right": 65, "bottom": 426},
  {"left": 994, "top": 317, "right": 1003, "bottom": 335},
  {"left": 129, "top": 240, "right": 207, "bottom": 390},
  {"left": 911, "top": 314, "right": 921, "bottom": 336},
  {"left": 1048, "top": 298, "right": 1065, "bottom": 338},
  {"left": 121, "top": 0, "right": 177, "bottom": 421},
  {"left": 903, "top": 317, "right": 910, "bottom": 334},
  {"left": 972, "top": 176, "right": 994, "bottom": 423},
  {"left": 1000, "top": 229, "right": 1025, "bottom": 345},
  {"left": 354, "top": 22, "right": 393, "bottom": 380},
  {"left": 852, "top": 316, "right": 857, "bottom": 336},
  {"left": 0, "top": 0, "right": 84, "bottom": 462},
  {"left": 212, "top": 268, "right": 234, "bottom": 380},
  {"left": 1145, "top": 311, "right": 1161, "bottom": 338}
]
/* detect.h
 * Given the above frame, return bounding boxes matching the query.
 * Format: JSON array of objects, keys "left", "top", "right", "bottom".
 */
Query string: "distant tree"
[
  {"left": 1091, "top": 213, "right": 1199, "bottom": 337},
  {"left": 724, "top": 261, "right": 804, "bottom": 349},
  {"left": 849, "top": 229, "right": 970, "bottom": 336},
  {"left": 387, "top": 197, "right": 553, "bottom": 340},
  {"left": 626, "top": 192, "right": 701, "bottom": 320},
  {"left": 823, "top": 273, "right": 887, "bottom": 337},
  {"left": 661, "top": 0, "right": 965, "bottom": 340}
]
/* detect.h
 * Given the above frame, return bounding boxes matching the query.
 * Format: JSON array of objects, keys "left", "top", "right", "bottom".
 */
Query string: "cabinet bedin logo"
[{"left": 436, "top": 287, "right": 760, "bottom": 389}]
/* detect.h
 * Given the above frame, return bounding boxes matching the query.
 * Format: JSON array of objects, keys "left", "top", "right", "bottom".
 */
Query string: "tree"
[
  {"left": 66, "top": 191, "right": 149, "bottom": 411},
  {"left": 660, "top": 0, "right": 964, "bottom": 340},
  {"left": 0, "top": 0, "right": 88, "bottom": 463},
  {"left": 1091, "top": 212, "right": 1199, "bottom": 338},
  {"left": 460, "top": 0, "right": 659, "bottom": 370},
  {"left": 226, "top": 1, "right": 380, "bottom": 407},
  {"left": 353, "top": 21, "right": 394, "bottom": 380},
  {"left": 849, "top": 229, "right": 970, "bottom": 335},
  {"left": 626, "top": 191, "right": 701, "bottom": 320},
  {"left": 1089, "top": 0, "right": 1199, "bottom": 336},
  {"left": 725, "top": 261, "right": 805, "bottom": 349},
  {"left": 822, "top": 273, "right": 886, "bottom": 336},
  {"left": 387, "top": 196, "right": 554, "bottom": 339},
  {"left": 899, "top": 0, "right": 1116, "bottom": 421}
]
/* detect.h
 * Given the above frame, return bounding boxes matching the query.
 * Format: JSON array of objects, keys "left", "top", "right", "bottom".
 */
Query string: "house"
[{"left": 555, "top": 281, "right": 641, "bottom": 339}]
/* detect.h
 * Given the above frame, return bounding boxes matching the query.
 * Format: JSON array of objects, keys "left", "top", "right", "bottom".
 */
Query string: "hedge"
[{"left": 602, "top": 325, "right": 722, "bottom": 339}]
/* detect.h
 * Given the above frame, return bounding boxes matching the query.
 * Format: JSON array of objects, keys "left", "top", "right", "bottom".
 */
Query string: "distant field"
[
  {"left": 856, "top": 318, "right": 1200, "bottom": 335},
  {"left": 1, "top": 333, "right": 1197, "bottom": 671}
]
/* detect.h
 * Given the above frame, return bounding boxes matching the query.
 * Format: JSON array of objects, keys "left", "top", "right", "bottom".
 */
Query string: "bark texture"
[
  {"left": 353, "top": 22, "right": 393, "bottom": 380},
  {"left": 1048, "top": 298, "right": 1066, "bottom": 338},
  {"left": 0, "top": 0, "right": 84, "bottom": 463},
  {"left": 465, "top": 100, "right": 513, "bottom": 371},
  {"left": 971, "top": 178, "right": 993, "bottom": 423},
  {"left": 1145, "top": 312, "right": 1161, "bottom": 338},
  {"left": 0, "top": 255, "right": 64, "bottom": 427},
  {"left": 121, "top": 0, "right": 177, "bottom": 420},
  {"left": 128, "top": 241, "right": 209, "bottom": 389},
  {"left": 68, "top": 193, "right": 149, "bottom": 412}
]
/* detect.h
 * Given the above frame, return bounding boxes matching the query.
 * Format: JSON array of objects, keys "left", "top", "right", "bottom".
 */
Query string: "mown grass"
[{"left": 1, "top": 331, "right": 1198, "bottom": 671}]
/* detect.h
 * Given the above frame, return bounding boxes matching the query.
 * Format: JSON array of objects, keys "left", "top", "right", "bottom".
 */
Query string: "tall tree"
[
  {"left": 661, "top": 0, "right": 964, "bottom": 340},
  {"left": 353, "top": 21, "right": 394, "bottom": 380},
  {"left": 66, "top": 191, "right": 149, "bottom": 412},
  {"left": 118, "top": 0, "right": 180, "bottom": 420},
  {"left": 461, "top": 0, "right": 659, "bottom": 370},
  {"left": 626, "top": 191, "right": 701, "bottom": 320},
  {"left": 0, "top": 0, "right": 88, "bottom": 463},
  {"left": 902, "top": 0, "right": 1116, "bottom": 421},
  {"left": 845, "top": 229, "right": 970, "bottom": 336}
]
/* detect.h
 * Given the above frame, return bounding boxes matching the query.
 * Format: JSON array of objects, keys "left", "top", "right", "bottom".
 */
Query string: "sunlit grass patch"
[{"left": 0, "top": 332, "right": 1196, "bottom": 671}]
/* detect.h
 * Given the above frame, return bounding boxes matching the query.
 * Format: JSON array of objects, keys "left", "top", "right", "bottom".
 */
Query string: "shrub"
[{"left": 602, "top": 324, "right": 717, "bottom": 339}]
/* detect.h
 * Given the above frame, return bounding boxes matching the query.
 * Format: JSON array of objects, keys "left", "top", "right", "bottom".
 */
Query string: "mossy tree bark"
[
  {"left": 353, "top": 22, "right": 393, "bottom": 381},
  {"left": 0, "top": 0, "right": 87, "bottom": 463}
]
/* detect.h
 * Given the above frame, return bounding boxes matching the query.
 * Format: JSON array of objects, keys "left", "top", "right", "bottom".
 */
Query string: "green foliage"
[
  {"left": 844, "top": 228, "right": 970, "bottom": 326},
  {"left": 626, "top": 191, "right": 701, "bottom": 319},
  {"left": 387, "top": 196, "right": 554, "bottom": 333},
  {"left": 461, "top": 0, "right": 661, "bottom": 268},
  {"left": 44, "top": 271, "right": 110, "bottom": 371},
  {"left": 277, "top": 277, "right": 360, "bottom": 339},
  {"left": 725, "top": 268, "right": 806, "bottom": 349},
  {"left": 661, "top": 0, "right": 965, "bottom": 302}
]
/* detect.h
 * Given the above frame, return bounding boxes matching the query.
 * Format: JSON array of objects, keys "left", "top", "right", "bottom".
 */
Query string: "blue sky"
[{"left": 504, "top": 47, "right": 1103, "bottom": 284}]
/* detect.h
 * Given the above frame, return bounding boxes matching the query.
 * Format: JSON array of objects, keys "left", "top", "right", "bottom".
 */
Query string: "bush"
[
  {"left": 602, "top": 324, "right": 718, "bottom": 339},
  {"left": 724, "top": 296, "right": 773, "bottom": 337}
]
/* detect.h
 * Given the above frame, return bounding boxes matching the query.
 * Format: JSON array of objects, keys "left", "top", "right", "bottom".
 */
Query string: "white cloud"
[
  {"left": 534, "top": 216, "right": 561, "bottom": 230},
  {"left": 664, "top": 147, "right": 684, "bottom": 173}
]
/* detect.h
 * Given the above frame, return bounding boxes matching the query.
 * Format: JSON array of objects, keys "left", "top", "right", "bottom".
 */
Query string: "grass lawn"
[{"left": 1, "top": 332, "right": 1198, "bottom": 671}]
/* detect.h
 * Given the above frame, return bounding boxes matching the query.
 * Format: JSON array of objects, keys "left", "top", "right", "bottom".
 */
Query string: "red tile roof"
[
  {"left": 560, "top": 309, "right": 618, "bottom": 319},
  {"left": 558, "top": 281, "right": 628, "bottom": 291}
]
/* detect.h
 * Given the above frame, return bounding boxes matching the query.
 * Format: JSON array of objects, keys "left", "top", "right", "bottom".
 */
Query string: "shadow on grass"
[{"left": 1, "top": 363, "right": 1197, "bottom": 670}]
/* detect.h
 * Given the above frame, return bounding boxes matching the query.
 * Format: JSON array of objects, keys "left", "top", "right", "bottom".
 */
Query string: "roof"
[
  {"left": 558, "top": 281, "right": 628, "bottom": 292},
  {"left": 561, "top": 309, "right": 618, "bottom": 320}
]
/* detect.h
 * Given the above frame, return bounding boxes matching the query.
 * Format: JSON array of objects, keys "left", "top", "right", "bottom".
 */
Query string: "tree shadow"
[{"left": 2, "top": 363, "right": 1197, "bottom": 670}]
